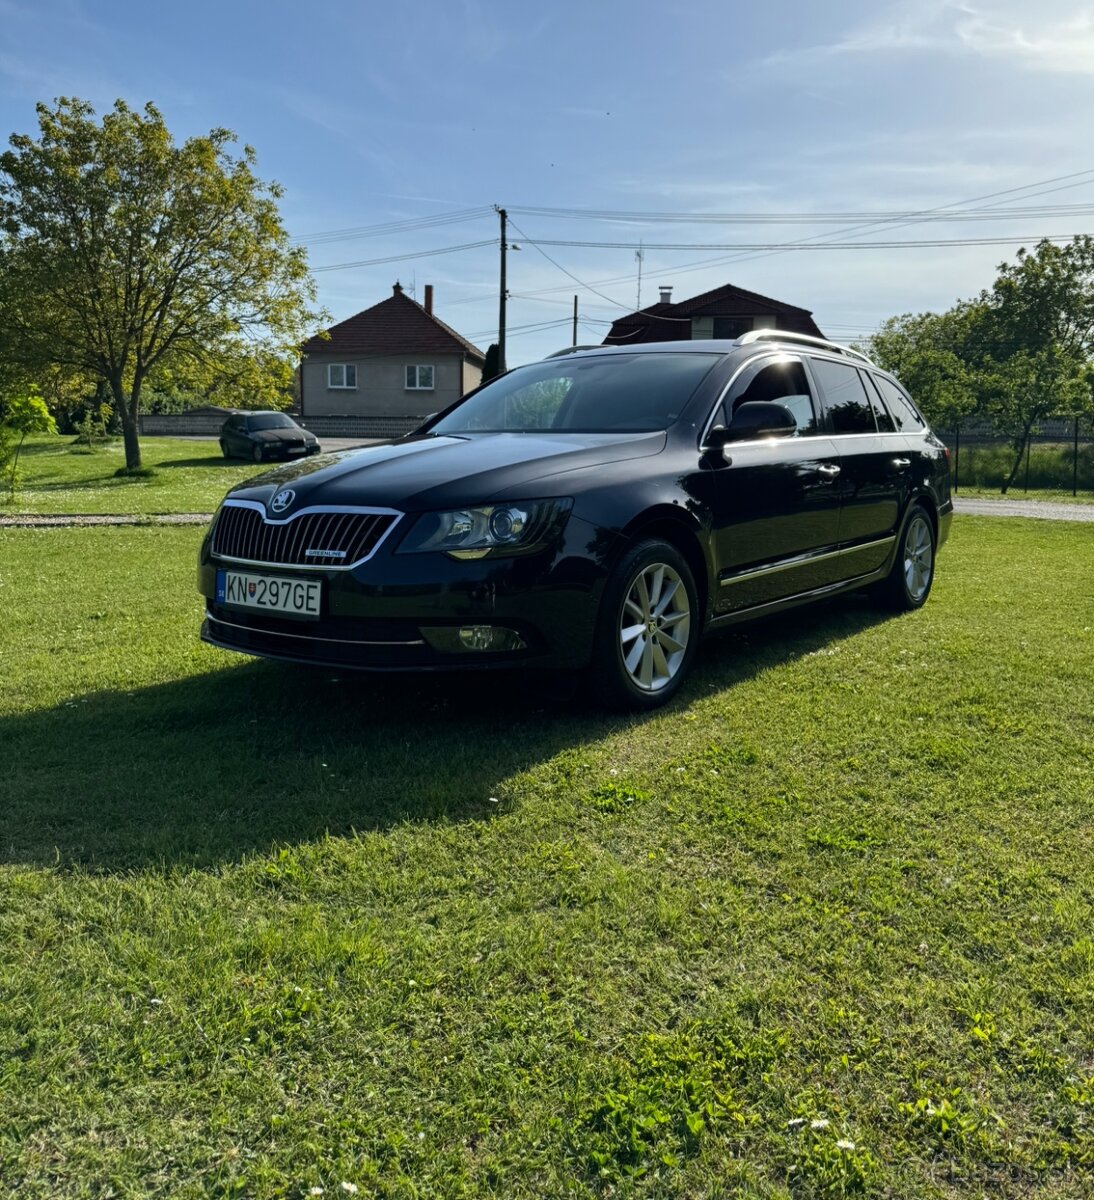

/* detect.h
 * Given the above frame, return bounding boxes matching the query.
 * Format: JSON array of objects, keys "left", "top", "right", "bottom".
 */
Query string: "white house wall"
[{"left": 302, "top": 354, "right": 466, "bottom": 418}]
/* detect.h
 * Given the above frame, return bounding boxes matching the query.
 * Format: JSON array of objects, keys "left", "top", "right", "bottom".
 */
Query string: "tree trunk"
[
  {"left": 1001, "top": 421, "right": 1038, "bottom": 495},
  {"left": 7, "top": 432, "right": 26, "bottom": 497},
  {"left": 108, "top": 376, "right": 143, "bottom": 470},
  {"left": 121, "top": 418, "right": 142, "bottom": 471}
]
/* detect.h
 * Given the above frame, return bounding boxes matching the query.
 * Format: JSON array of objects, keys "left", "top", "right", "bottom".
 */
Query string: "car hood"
[
  {"left": 224, "top": 430, "right": 666, "bottom": 511},
  {"left": 254, "top": 428, "right": 312, "bottom": 443}
]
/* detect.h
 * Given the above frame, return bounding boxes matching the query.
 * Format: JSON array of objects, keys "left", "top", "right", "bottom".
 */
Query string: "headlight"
[{"left": 397, "top": 499, "right": 572, "bottom": 559}]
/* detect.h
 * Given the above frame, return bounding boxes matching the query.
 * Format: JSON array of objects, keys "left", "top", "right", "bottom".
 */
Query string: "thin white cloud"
[
  {"left": 762, "top": 1, "right": 1094, "bottom": 76},
  {"left": 955, "top": 9, "right": 1094, "bottom": 73}
]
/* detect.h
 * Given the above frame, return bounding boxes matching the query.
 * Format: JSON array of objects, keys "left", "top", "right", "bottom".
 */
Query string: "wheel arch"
[{"left": 618, "top": 505, "right": 712, "bottom": 621}]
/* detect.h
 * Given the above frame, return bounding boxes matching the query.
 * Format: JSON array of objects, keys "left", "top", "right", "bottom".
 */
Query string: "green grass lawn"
[
  {"left": 3, "top": 435, "right": 268, "bottom": 515},
  {"left": 1, "top": 518, "right": 1093, "bottom": 1198}
]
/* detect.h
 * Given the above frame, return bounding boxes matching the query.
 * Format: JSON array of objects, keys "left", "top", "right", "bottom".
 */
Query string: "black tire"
[
  {"left": 252, "top": 444, "right": 264, "bottom": 463},
  {"left": 589, "top": 538, "right": 700, "bottom": 711},
  {"left": 219, "top": 440, "right": 231, "bottom": 459},
  {"left": 876, "top": 504, "right": 935, "bottom": 611}
]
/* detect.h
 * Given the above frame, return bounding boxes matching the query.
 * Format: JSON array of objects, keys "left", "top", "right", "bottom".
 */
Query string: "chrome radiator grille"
[{"left": 211, "top": 503, "right": 399, "bottom": 568}]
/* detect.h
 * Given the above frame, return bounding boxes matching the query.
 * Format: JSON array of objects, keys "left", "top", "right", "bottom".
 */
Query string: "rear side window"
[
  {"left": 809, "top": 357, "right": 877, "bottom": 434},
  {"left": 861, "top": 374, "right": 896, "bottom": 433},
  {"left": 873, "top": 374, "right": 925, "bottom": 431}
]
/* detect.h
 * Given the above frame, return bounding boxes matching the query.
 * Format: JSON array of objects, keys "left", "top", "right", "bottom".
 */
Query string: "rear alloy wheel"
[
  {"left": 591, "top": 539, "right": 699, "bottom": 710},
  {"left": 877, "top": 504, "right": 935, "bottom": 611}
]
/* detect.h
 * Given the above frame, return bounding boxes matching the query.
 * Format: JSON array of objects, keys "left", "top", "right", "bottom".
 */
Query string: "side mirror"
[{"left": 725, "top": 401, "right": 797, "bottom": 442}]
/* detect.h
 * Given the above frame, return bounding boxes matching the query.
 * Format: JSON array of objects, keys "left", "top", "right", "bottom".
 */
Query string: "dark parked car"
[
  {"left": 219, "top": 411, "right": 321, "bottom": 462},
  {"left": 198, "top": 332, "right": 952, "bottom": 709}
]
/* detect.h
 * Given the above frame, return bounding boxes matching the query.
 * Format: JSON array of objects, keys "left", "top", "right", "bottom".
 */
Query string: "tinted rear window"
[
  {"left": 809, "top": 357, "right": 877, "bottom": 434},
  {"left": 873, "top": 375, "right": 925, "bottom": 431}
]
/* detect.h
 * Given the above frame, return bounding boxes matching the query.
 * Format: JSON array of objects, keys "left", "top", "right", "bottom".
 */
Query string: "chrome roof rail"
[{"left": 736, "top": 329, "right": 874, "bottom": 366}]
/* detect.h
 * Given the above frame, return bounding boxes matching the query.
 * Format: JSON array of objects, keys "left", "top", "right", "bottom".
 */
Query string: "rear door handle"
[
  {"left": 892, "top": 457, "right": 911, "bottom": 469},
  {"left": 816, "top": 463, "right": 841, "bottom": 480}
]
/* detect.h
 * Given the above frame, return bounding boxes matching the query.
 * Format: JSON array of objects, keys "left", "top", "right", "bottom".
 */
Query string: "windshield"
[
  {"left": 430, "top": 352, "right": 719, "bottom": 434},
  {"left": 247, "top": 414, "right": 297, "bottom": 431}
]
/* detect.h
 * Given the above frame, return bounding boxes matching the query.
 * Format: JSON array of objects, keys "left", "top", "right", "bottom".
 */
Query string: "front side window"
[
  {"left": 406, "top": 365, "right": 435, "bottom": 390},
  {"left": 430, "top": 352, "right": 719, "bottom": 434},
  {"left": 728, "top": 358, "right": 819, "bottom": 436},
  {"left": 328, "top": 363, "right": 357, "bottom": 389},
  {"left": 810, "top": 357, "right": 877, "bottom": 434}
]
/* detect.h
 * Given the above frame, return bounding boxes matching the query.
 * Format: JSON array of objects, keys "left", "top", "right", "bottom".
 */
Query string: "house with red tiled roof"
[
  {"left": 603, "top": 282, "right": 824, "bottom": 346},
  {"left": 300, "top": 283, "right": 485, "bottom": 420}
]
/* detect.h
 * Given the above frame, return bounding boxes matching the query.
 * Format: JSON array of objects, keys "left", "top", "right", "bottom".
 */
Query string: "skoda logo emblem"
[{"left": 270, "top": 488, "right": 295, "bottom": 514}]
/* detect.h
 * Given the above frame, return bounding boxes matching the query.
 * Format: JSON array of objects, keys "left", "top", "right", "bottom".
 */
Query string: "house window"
[
  {"left": 327, "top": 363, "right": 357, "bottom": 389},
  {"left": 405, "top": 364, "right": 434, "bottom": 390},
  {"left": 712, "top": 317, "right": 753, "bottom": 339}
]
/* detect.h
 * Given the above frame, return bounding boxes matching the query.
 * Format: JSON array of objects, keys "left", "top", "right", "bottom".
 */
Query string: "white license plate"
[{"left": 216, "top": 569, "right": 321, "bottom": 617}]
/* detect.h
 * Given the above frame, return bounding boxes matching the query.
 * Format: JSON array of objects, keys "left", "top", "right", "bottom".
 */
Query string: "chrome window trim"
[
  {"left": 212, "top": 499, "right": 404, "bottom": 571},
  {"left": 719, "top": 535, "right": 896, "bottom": 587},
  {"left": 206, "top": 609, "right": 426, "bottom": 647}
]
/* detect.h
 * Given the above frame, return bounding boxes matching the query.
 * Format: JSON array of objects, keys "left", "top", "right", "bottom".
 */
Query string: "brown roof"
[
  {"left": 604, "top": 282, "right": 824, "bottom": 345},
  {"left": 302, "top": 284, "right": 485, "bottom": 362}
]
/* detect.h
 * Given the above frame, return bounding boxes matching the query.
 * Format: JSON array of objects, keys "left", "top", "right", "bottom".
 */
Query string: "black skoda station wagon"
[{"left": 198, "top": 332, "right": 952, "bottom": 710}]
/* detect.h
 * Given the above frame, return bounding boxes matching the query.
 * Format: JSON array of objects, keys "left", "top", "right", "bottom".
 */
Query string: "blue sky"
[{"left": 2, "top": 0, "right": 1093, "bottom": 364}]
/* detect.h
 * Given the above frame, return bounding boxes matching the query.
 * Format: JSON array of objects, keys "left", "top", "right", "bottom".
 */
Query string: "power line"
[
  {"left": 504, "top": 214, "right": 636, "bottom": 312},
  {"left": 504, "top": 170, "right": 1094, "bottom": 301},
  {"left": 311, "top": 239, "right": 496, "bottom": 273},
  {"left": 518, "top": 234, "right": 1089, "bottom": 252},
  {"left": 508, "top": 200, "right": 1094, "bottom": 226},
  {"left": 294, "top": 206, "right": 493, "bottom": 246}
]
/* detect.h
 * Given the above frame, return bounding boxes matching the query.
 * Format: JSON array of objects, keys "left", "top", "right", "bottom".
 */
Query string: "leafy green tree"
[
  {"left": 868, "top": 237, "right": 1094, "bottom": 493},
  {"left": 144, "top": 343, "right": 297, "bottom": 414},
  {"left": 0, "top": 385, "right": 56, "bottom": 497},
  {"left": 0, "top": 98, "right": 323, "bottom": 469},
  {"left": 865, "top": 305, "right": 982, "bottom": 429},
  {"left": 480, "top": 342, "right": 501, "bottom": 385},
  {"left": 974, "top": 237, "right": 1094, "bottom": 492}
]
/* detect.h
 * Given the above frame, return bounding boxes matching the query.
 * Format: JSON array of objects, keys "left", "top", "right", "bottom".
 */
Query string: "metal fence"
[
  {"left": 935, "top": 416, "right": 1094, "bottom": 495},
  {"left": 138, "top": 411, "right": 423, "bottom": 440}
]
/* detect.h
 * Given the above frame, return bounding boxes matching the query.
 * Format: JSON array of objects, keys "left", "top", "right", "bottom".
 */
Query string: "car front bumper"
[{"left": 197, "top": 515, "right": 611, "bottom": 672}]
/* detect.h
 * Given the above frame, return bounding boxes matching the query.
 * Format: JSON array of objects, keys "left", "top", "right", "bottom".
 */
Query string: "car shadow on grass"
[{"left": 1, "top": 594, "right": 892, "bottom": 873}]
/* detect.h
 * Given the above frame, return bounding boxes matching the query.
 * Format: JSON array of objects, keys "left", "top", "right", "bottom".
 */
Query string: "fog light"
[
  {"left": 458, "top": 625, "right": 525, "bottom": 652},
  {"left": 420, "top": 625, "right": 526, "bottom": 653}
]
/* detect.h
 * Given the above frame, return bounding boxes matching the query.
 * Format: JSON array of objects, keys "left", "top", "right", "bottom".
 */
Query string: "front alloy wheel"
[
  {"left": 619, "top": 562, "right": 691, "bottom": 692},
  {"left": 252, "top": 444, "right": 264, "bottom": 463},
  {"left": 592, "top": 538, "right": 699, "bottom": 710}
]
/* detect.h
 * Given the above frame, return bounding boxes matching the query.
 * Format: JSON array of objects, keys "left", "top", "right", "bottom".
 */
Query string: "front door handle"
[
  {"left": 892, "top": 457, "right": 911, "bottom": 469},
  {"left": 816, "top": 463, "right": 841, "bottom": 480}
]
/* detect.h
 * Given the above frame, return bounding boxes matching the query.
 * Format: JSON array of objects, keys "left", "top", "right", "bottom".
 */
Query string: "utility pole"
[
  {"left": 497, "top": 206, "right": 508, "bottom": 373},
  {"left": 635, "top": 241, "right": 644, "bottom": 311},
  {"left": 572, "top": 295, "right": 578, "bottom": 346}
]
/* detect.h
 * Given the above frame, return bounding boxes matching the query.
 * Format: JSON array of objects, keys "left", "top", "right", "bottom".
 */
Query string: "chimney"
[
  {"left": 424, "top": 284, "right": 434, "bottom": 316},
  {"left": 659, "top": 285, "right": 673, "bottom": 305},
  {"left": 393, "top": 281, "right": 403, "bottom": 295}
]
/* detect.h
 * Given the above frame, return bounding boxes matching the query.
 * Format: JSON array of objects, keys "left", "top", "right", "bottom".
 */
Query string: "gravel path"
[
  {"left": 954, "top": 498, "right": 1094, "bottom": 522},
  {"left": 0, "top": 512, "right": 213, "bottom": 527},
  {"left": 3, "top": 499, "right": 1091, "bottom": 529}
]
